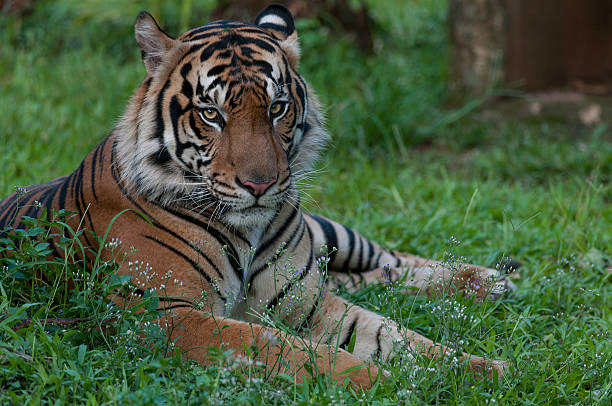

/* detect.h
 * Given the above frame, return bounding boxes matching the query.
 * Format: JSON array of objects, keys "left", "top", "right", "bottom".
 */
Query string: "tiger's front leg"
[
  {"left": 308, "top": 292, "right": 508, "bottom": 379},
  {"left": 157, "top": 307, "right": 380, "bottom": 389},
  {"left": 305, "top": 214, "right": 516, "bottom": 300}
]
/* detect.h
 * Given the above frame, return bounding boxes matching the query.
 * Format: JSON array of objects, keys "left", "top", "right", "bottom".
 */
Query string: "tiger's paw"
[
  {"left": 468, "top": 357, "right": 510, "bottom": 380},
  {"left": 462, "top": 259, "right": 521, "bottom": 301}
]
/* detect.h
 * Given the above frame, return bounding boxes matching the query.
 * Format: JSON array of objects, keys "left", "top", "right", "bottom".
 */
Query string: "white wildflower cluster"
[
  {"left": 194, "top": 289, "right": 209, "bottom": 311},
  {"left": 72, "top": 270, "right": 86, "bottom": 282},
  {"left": 421, "top": 298, "right": 476, "bottom": 325},
  {"left": 327, "top": 391, "right": 347, "bottom": 406},
  {"left": 164, "top": 268, "right": 184, "bottom": 289},
  {"left": 280, "top": 268, "right": 324, "bottom": 323},
  {"left": 129, "top": 260, "right": 155, "bottom": 289},
  {"left": 158, "top": 269, "right": 173, "bottom": 292},
  {"left": 104, "top": 302, "right": 123, "bottom": 320},
  {"left": 14, "top": 186, "right": 27, "bottom": 196},
  {"left": 71, "top": 269, "right": 95, "bottom": 290},
  {"left": 580, "top": 350, "right": 611, "bottom": 379},
  {"left": 448, "top": 235, "right": 461, "bottom": 246},
  {"left": 316, "top": 255, "right": 330, "bottom": 269},
  {"left": 577, "top": 287, "right": 600, "bottom": 297},
  {"left": 315, "top": 244, "right": 335, "bottom": 269},
  {"left": 441, "top": 252, "right": 468, "bottom": 272},
  {"left": 104, "top": 237, "right": 122, "bottom": 249},
  {"left": 118, "top": 324, "right": 149, "bottom": 366},
  {"left": 210, "top": 278, "right": 222, "bottom": 297},
  {"left": 387, "top": 348, "right": 435, "bottom": 402}
]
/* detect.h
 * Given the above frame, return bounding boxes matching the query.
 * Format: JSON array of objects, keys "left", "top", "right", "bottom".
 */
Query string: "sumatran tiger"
[{"left": 0, "top": 5, "right": 517, "bottom": 388}]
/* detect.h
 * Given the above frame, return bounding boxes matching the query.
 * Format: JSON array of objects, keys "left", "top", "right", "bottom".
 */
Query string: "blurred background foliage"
[{"left": 1, "top": 0, "right": 610, "bottom": 194}]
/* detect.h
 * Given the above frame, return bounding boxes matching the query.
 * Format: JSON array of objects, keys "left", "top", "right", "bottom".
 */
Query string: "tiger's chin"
[{"left": 221, "top": 206, "right": 278, "bottom": 229}]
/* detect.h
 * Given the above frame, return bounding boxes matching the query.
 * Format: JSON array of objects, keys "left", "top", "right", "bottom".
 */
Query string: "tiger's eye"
[
  {"left": 202, "top": 108, "right": 218, "bottom": 120},
  {"left": 270, "top": 102, "right": 283, "bottom": 115}
]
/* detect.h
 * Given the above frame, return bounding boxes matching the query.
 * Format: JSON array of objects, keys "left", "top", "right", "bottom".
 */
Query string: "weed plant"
[{"left": 1, "top": 0, "right": 611, "bottom": 404}]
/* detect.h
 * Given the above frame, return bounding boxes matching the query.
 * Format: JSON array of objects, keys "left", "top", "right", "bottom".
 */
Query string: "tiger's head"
[{"left": 117, "top": 5, "right": 327, "bottom": 228}]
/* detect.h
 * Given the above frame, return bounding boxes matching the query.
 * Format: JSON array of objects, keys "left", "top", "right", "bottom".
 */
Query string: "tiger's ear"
[
  {"left": 135, "top": 11, "right": 176, "bottom": 74},
  {"left": 254, "top": 4, "right": 300, "bottom": 68}
]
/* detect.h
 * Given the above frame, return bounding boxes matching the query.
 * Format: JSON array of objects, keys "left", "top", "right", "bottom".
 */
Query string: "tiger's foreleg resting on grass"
[
  {"left": 303, "top": 292, "right": 508, "bottom": 380},
  {"left": 156, "top": 307, "right": 380, "bottom": 388},
  {"left": 297, "top": 214, "right": 513, "bottom": 378},
  {"left": 305, "top": 214, "right": 516, "bottom": 300}
]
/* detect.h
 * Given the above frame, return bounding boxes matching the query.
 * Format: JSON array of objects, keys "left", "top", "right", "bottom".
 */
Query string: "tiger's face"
[{"left": 118, "top": 6, "right": 327, "bottom": 228}]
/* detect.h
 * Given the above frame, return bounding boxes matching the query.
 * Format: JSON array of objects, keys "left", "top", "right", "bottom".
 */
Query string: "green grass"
[{"left": 1, "top": 0, "right": 611, "bottom": 404}]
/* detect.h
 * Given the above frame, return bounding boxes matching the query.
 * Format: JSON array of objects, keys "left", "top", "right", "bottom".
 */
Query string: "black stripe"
[
  {"left": 241, "top": 37, "right": 277, "bottom": 54},
  {"left": 366, "top": 240, "right": 375, "bottom": 270},
  {"left": 161, "top": 206, "right": 243, "bottom": 276},
  {"left": 38, "top": 183, "right": 66, "bottom": 261},
  {"left": 57, "top": 170, "right": 73, "bottom": 211},
  {"left": 391, "top": 251, "right": 401, "bottom": 267},
  {"left": 169, "top": 95, "right": 196, "bottom": 161},
  {"left": 149, "top": 147, "right": 172, "bottom": 166},
  {"left": 256, "top": 204, "right": 298, "bottom": 257},
  {"left": 207, "top": 64, "right": 230, "bottom": 77},
  {"left": 311, "top": 215, "right": 338, "bottom": 263},
  {"left": 373, "top": 251, "right": 383, "bottom": 268},
  {"left": 159, "top": 296, "right": 194, "bottom": 304},
  {"left": 71, "top": 161, "right": 95, "bottom": 253},
  {"left": 304, "top": 222, "right": 315, "bottom": 274},
  {"left": 153, "top": 78, "right": 172, "bottom": 142},
  {"left": 257, "top": 22, "right": 289, "bottom": 35},
  {"left": 160, "top": 304, "right": 195, "bottom": 311},
  {"left": 74, "top": 157, "right": 97, "bottom": 251},
  {"left": 19, "top": 190, "right": 42, "bottom": 226},
  {"left": 285, "top": 217, "right": 306, "bottom": 253},
  {"left": 247, "top": 206, "right": 301, "bottom": 286},
  {"left": 0, "top": 192, "right": 21, "bottom": 228},
  {"left": 90, "top": 143, "right": 101, "bottom": 201},
  {"left": 339, "top": 316, "right": 358, "bottom": 349},
  {"left": 375, "top": 324, "right": 383, "bottom": 358},
  {"left": 98, "top": 133, "right": 110, "bottom": 171},
  {"left": 339, "top": 225, "right": 355, "bottom": 271},
  {"left": 356, "top": 235, "right": 363, "bottom": 272}
]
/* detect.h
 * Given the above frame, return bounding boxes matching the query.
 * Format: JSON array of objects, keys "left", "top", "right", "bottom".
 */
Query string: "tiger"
[{"left": 0, "top": 5, "right": 517, "bottom": 388}]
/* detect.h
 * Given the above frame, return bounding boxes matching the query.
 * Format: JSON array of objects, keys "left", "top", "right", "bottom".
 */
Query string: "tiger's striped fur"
[{"left": 0, "top": 5, "right": 515, "bottom": 387}]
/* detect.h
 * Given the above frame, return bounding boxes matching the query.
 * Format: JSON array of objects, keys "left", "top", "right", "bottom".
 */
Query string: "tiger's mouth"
[
  {"left": 221, "top": 205, "right": 278, "bottom": 228},
  {"left": 214, "top": 182, "right": 294, "bottom": 228},
  {"left": 176, "top": 173, "right": 293, "bottom": 227}
]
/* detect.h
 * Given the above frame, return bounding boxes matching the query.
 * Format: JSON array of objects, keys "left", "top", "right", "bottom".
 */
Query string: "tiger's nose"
[{"left": 240, "top": 178, "right": 276, "bottom": 197}]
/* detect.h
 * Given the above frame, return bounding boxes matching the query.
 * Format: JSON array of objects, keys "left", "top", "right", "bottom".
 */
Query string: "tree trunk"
[{"left": 449, "top": 0, "right": 612, "bottom": 96}]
